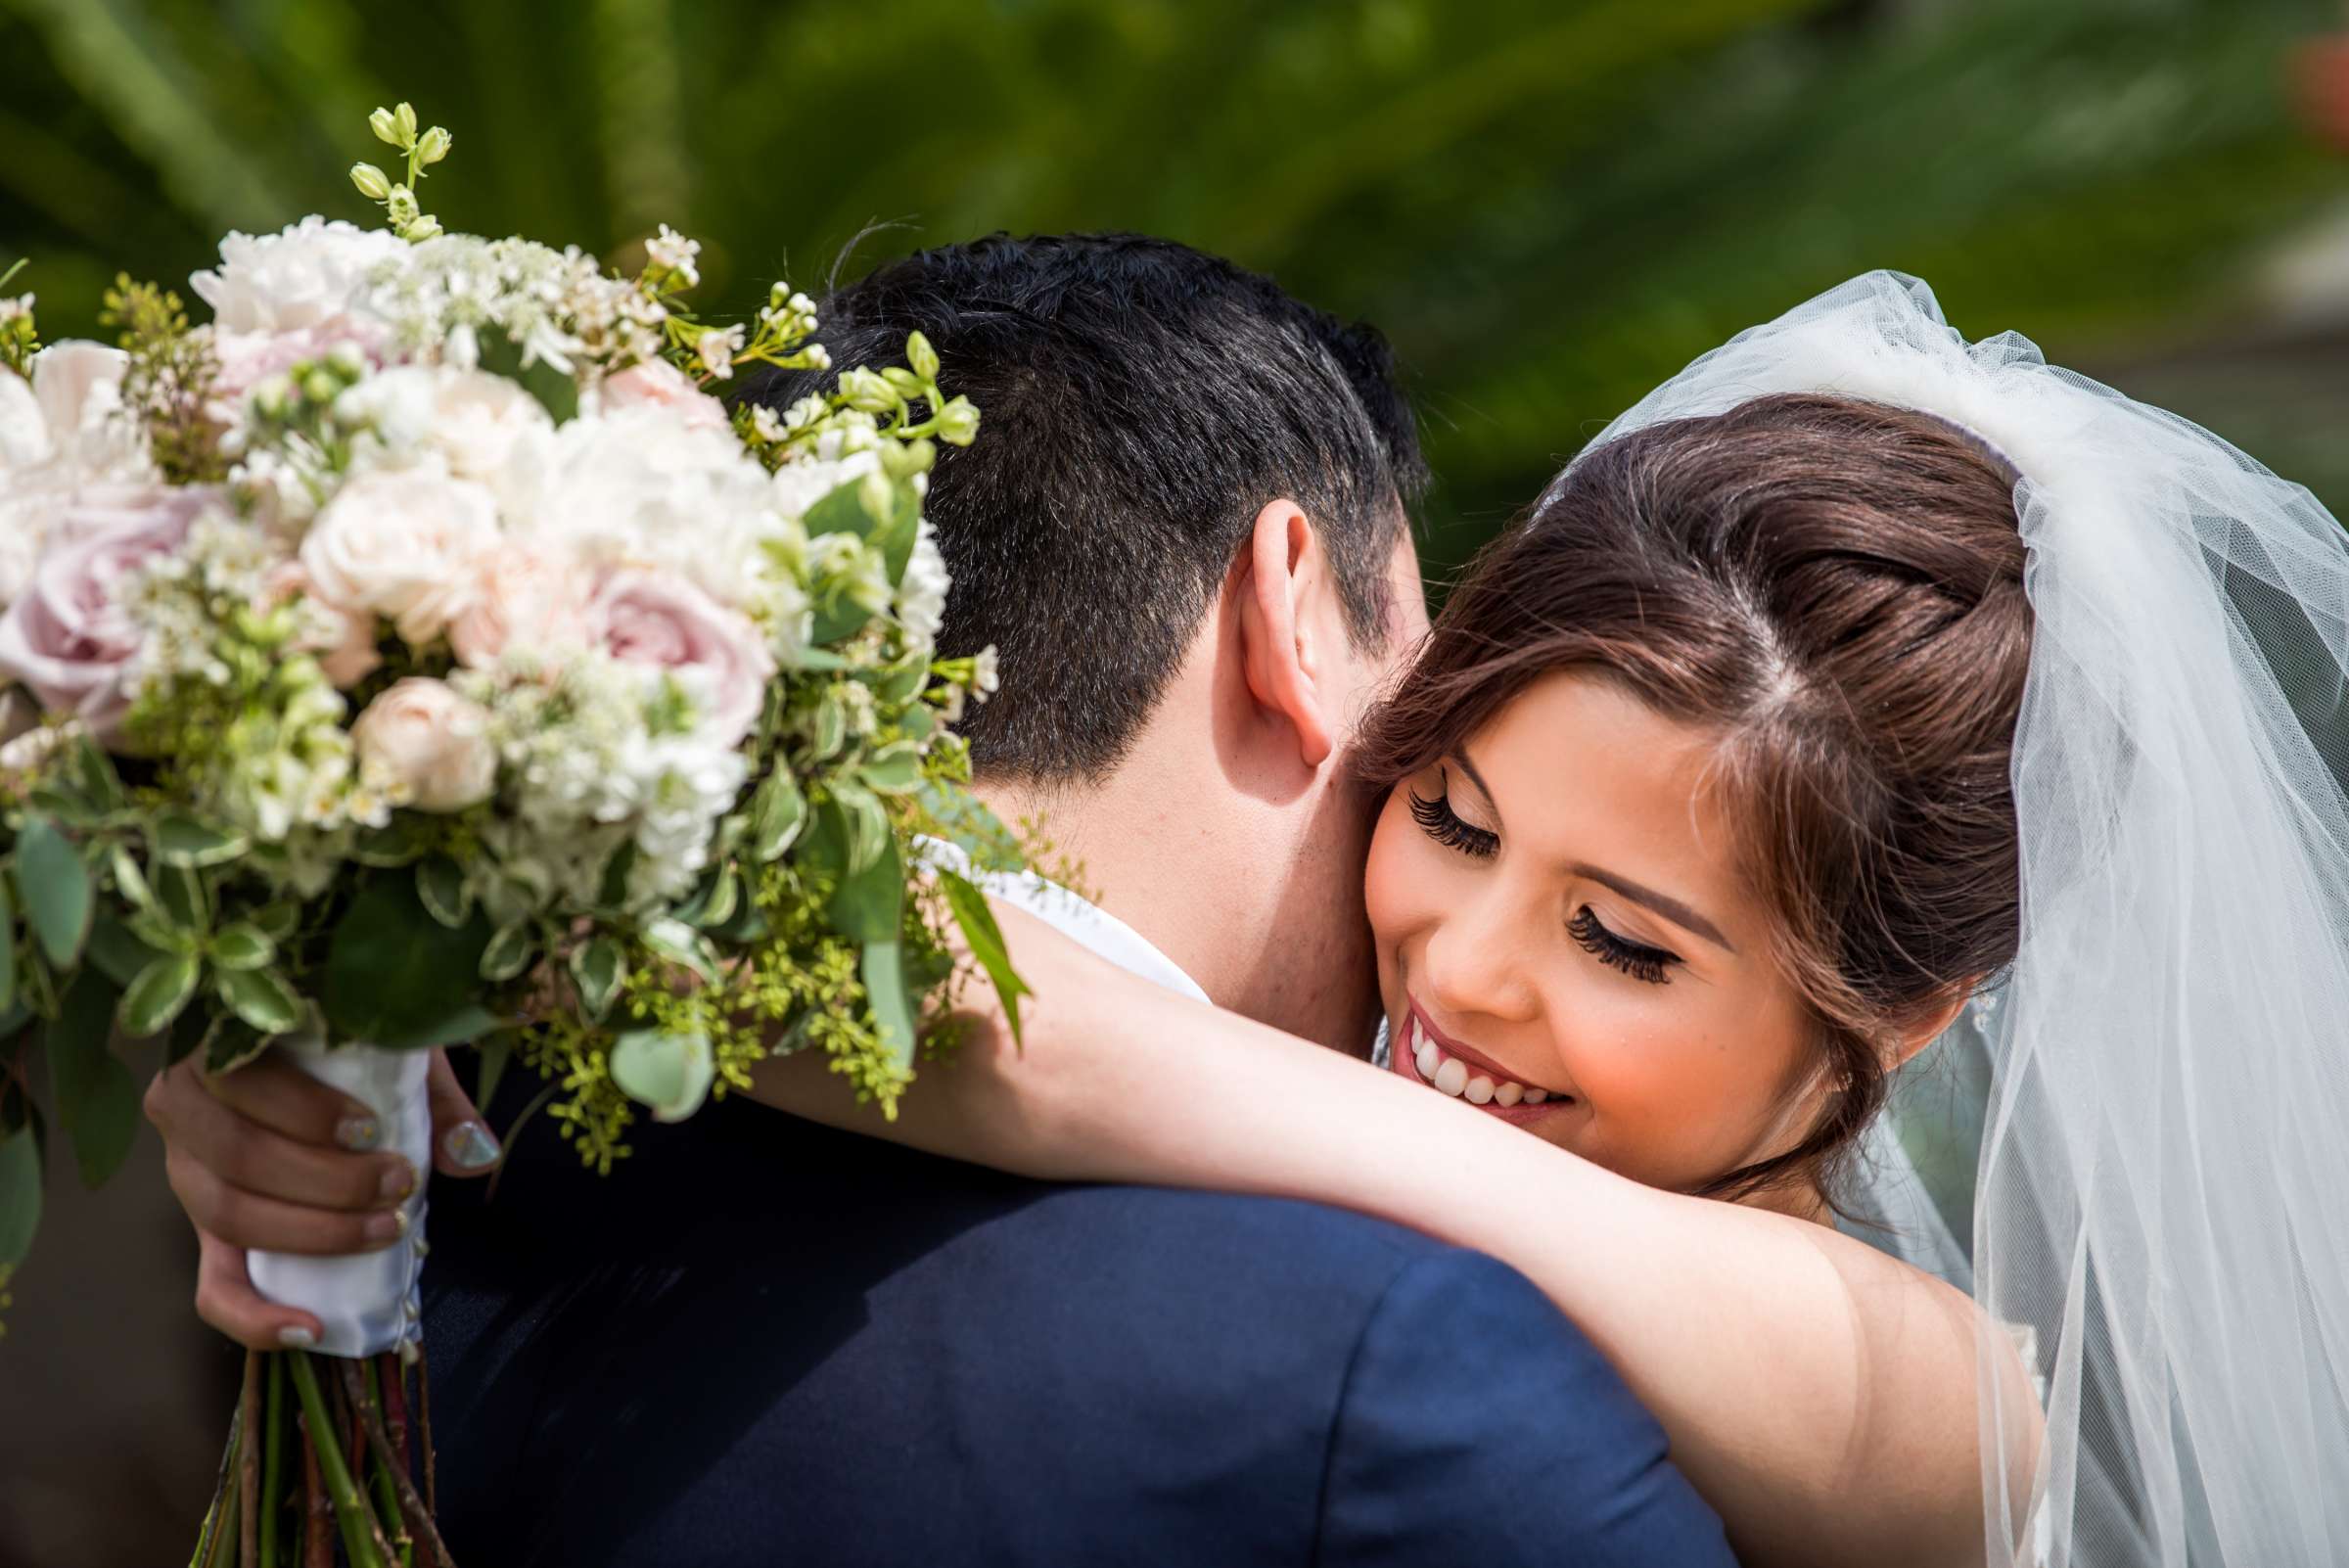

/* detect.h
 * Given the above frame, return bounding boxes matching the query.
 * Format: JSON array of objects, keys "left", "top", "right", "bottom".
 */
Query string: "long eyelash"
[
  {"left": 1407, "top": 784, "right": 1499, "bottom": 859},
  {"left": 1568, "top": 907, "right": 1680, "bottom": 986}
]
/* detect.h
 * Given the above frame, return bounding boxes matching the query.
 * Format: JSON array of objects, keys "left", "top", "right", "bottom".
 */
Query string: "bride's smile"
[{"left": 1367, "top": 669, "right": 1843, "bottom": 1200}]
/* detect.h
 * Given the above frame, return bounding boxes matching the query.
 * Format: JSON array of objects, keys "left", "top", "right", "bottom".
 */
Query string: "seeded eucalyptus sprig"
[{"left": 349, "top": 101, "right": 451, "bottom": 244}]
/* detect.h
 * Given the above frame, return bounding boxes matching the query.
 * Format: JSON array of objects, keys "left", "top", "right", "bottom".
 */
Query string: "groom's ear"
[{"left": 1233, "top": 498, "right": 1337, "bottom": 769}]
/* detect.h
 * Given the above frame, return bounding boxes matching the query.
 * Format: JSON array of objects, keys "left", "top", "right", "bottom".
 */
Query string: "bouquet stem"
[
  {"left": 233, "top": 1349, "right": 448, "bottom": 1568},
  {"left": 239, "top": 1352, "right": 262, "bottom": 1568}
]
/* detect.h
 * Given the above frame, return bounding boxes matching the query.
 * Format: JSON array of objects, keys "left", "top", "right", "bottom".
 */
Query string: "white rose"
[
  {"left": 896, "top": 519, "right": 950, "bottom": 648},
  {"left": 190, "top": 216, "right": 406, "bottom": 334},
  {"left": 350, "top": 677, "right": 497, "bottom": 812},
  {"left": 508, "top": 407, "right": 772, "bottom": 609},
  {"left": 300, "top": 464, "right": 499, "bottom": 645},
  {"left": 340, "top": 366, "right": 554, "bottom": 485}
]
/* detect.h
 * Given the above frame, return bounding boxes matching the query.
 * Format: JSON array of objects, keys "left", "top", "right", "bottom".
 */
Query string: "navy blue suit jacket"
[{"left": 423, "top": 1094, "right": 1734, "bottom": 1566}]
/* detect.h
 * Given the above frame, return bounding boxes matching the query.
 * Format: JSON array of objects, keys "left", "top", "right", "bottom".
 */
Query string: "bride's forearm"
[{"left": 747, "top": 904, "right": 1997, "bottom": 1567}]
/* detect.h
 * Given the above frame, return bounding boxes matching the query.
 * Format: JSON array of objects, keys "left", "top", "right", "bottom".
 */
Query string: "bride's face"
[{"left": 1365, "top": 671, "right": 1827, "bottom": 1198}]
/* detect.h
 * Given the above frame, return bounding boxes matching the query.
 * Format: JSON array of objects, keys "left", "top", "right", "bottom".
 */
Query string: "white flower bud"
[
  {"left": 415, "top": 126, "right": 452, "bottom": 165},
  {"left": 401, "top": 215, "right": 442, "bottom": 242},
  {"left": 349, "top": 161, "right": 392, "bottom": 201},
  {"left": 369, "top": 107, "right": 401, "bottom": 146},
  {"left": 839, "top": 367, "right": 896, "bottom": 413},
  {"left": 935, "top": 394, "right": 981, "bottom": 446},
  {"left": 394, "top": 102, "right": 419, "bottom": 143},
  {"left": 905, "top": 331, "right": 940, "bottom": 382},
  {"left": 386, "top": 185, "right": 420, "bottom": 226}
]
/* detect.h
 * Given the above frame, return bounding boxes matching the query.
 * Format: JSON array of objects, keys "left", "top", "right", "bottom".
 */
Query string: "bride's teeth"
[
  {"left": 1432, "top": 1057, "right": 1469, "bottom": 1097},
  {"left": 1522, "top": 1087, "right": 1548, "bottom": 1104},
  {"left": 1413, "top": 1038, "right": 1439, "bottom": 1081},
  {"left": 1463, "top": 1075, "right": 1495, "bottom": 1106},
  {"left": 1493, "top": 1081, "right": 1524, "bottom": 1107}
]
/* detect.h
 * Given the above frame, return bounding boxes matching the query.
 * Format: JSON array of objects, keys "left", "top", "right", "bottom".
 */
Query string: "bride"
[{"left": 748, "top": 272, "right": 2349, "bottom": 1567}]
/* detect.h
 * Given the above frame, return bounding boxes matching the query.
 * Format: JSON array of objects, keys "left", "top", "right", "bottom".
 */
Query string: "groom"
[{"left": 143, "top": 235, "right": 1733, "bottom": 1564}]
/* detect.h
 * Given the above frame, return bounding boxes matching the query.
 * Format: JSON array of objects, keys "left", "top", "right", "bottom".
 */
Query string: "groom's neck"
[{"left": 979, "top": 762, "right": 1381, "bottom": 1057}]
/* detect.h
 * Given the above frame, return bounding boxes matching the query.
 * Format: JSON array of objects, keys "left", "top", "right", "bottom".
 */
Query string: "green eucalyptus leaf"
[
  {"left": 876, "top": 661, "right": 928, "bottom": 706},
  {"left": 320, "top": 873, "right": 492, "bottom": 1050},
  {"left": 859, "top": 940, "right": 919, "bottom": 1073},
  {"left": 677, "top": 867, "right": 739, "bottom": 932},
  {"left": 153, "top": 811, "right": 249, "bottom": 869},
  {"left": 595, "top": 841, "right": 638, "bottom": 908},
  {"left": 838, "top": 785, "right": 889, "bottom": 875},
  {"left": 26, "top": 785, "right": 101, "bottom": 827},
  {"left": 71, "top": 735, "right": 122, "bottom": 811},
  {"left": 472, "top": 1031, "right": 514, "bottom": 1111},
  {"left": 640, "top": 917, "right": 715, "bottom": 981},
  {"left": 609, "top": 1028, "right": 714, "bottom": 1123},
  {"left": 17, "top": 817, "right": 91, "bottom": 969},
  {"left": 828, "top": 834, "right": 903, "bottom": 944},
  {"left": 215, "top": 967, "right": 301, "bottom": 1036},
  {"left": 416, "top": 857, "right": 469, "bottom": 930},
  {"left": 49, "top": 971, "right": 137, "bottom": 1185},
  {"left": 107, "top": 845, "right": 154, "bottom": 912},
  {"left": 569, "top": 935, "right": 622, "bottom": 1020},
  {"left": 747, "top": 769, "right": 806, "bottom": 862},
  {"left": 804, "top": 477, "right": 884, "bottom": 541},
  {"left": 118, "top": 952, "right": 200, "bottom": 1038},
  {"left": 208, "top": 923, "right": 275, "bottom": 972},
  {"left": 939, "top": 868, "right": 1034, "bottom": 1047},
  {"left": 479, "top": 922, "right": 533, "bottom": 984},
  {"left": 0, "top": 1124, "right": 39, "bottom": 1268},
  {"left": 155, "top": 864, "right": 209, "bottom": 932},
  {"left": 811, "top": 690, "right": 848, "bottom": 760},
  {"left": 857, "top": 742, "right": 924, "bottom": 797}
]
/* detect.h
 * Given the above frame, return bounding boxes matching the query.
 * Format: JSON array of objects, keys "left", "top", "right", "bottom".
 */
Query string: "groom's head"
[{"left": 748, "top": 233, "right": 1427, "bottom": 1045}]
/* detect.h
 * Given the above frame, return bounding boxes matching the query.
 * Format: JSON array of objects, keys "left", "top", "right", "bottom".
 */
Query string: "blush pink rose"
[
  {"left": 0, "top": 486, "right": 211, "bottom": 740},
  {"left": 350, "top": 677, "right": 497, "bottom": 812},
  {"left": 601, "top": 360, "right": 729, "bottom": 434},
  {"left": 210, "top": 321, "right": 386, "bottom": 407},
  {"left": 590, "top": 569, "right": 774, "bottom": 748},
  {"left": 447, "top": 543, "right": 595, "bottom": 669}
]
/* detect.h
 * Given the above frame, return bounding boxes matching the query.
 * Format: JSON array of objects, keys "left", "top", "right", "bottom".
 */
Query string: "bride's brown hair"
[{"left": 1355, "top": 392, "right": 2033, "bottom": 1205}]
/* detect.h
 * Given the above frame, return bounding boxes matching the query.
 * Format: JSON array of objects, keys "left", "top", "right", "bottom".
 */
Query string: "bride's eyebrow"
[{"left": 1451, "top": 749, "right": 1734, "bottom": 954}]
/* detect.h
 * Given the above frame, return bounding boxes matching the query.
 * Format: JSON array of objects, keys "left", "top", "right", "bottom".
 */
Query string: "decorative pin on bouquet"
[{"left": 0, "top": 100, "right": 1027, "bottom": 1566}]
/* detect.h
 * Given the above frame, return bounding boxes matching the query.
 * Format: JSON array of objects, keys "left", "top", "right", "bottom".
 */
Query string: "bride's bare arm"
[{"left": 748, "top": 901, "right": 2030, "bottom": 1568}]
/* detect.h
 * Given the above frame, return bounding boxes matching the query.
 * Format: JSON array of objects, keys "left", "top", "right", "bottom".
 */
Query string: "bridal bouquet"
[{"left": 0, "top": 102, "right": 1025, "bottom": 1565}]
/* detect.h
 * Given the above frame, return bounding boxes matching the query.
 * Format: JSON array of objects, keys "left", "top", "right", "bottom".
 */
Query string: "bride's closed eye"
[
  {"left": 1407, "top": 778, "right": 1498, "bottom": 858},
  {"left": 1568, "top": 907, "right": 1681, "bottom": 985}
]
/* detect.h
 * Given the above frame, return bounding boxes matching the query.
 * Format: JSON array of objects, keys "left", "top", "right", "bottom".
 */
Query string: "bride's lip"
[{"left": 1394, "top": 997, "right": 1576, "bottom": 1120}]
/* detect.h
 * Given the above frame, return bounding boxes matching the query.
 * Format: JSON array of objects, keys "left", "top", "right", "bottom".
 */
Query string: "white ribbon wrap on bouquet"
[{"left": 246, "top": 1036, "right": 431, "bottom": 1359}]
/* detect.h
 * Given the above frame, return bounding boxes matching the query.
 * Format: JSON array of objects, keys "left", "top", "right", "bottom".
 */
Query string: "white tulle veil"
[{"left": 1581, "top": 272, "right": 2349, "bottom": 1566}]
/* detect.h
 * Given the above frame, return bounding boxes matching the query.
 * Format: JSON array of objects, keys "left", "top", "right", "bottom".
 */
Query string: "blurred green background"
[
  {"left": 3, "top": 1, "right": 2346, "bottom": 1562},
  {"left": 4, "top": 0, "right": 2347, "bottom": 579}
]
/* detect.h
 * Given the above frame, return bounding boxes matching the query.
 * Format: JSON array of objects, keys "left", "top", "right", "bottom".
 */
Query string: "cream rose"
[
  {"left": 299, "top": 465, "right": 499, "bottom": 645},
  {"left": 447, "top": 542, "right": 595, "bottom": 669},
  {"left": 350, "top": 677, "right": 497, "bottom": 812},
  {"left": 590, "top": 569, "right": 775, "bottom": 749}
]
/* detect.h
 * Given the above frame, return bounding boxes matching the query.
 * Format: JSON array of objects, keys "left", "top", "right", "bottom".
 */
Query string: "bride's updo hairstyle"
[{"left": 1356, "top": 392, "right": 2033, "bottom": 1204}]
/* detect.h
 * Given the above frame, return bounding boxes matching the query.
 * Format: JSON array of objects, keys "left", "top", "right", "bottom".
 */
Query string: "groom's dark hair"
[{"left": 741, "top": 232, "right": 1425, "bottom": 781}]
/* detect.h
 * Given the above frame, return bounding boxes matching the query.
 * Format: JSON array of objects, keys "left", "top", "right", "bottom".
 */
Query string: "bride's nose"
[{"left": 1418, "top": 882, "right": 1541, "bottom": 1027}]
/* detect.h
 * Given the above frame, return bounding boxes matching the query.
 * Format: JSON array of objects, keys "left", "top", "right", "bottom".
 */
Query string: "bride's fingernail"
[
  {"left": 335, "top": 1115, "right": 382, "bottom": 1152},
  {"left": 278, "top": 1326, "right": 317, "bottom": 1350},
  {"left": 379, "top": 1160, "right": 417, "bottom": 1203},
  {"left": 364, "top": 1207, "right": 409, "bottom": 1246},
  {"left": 441, "top": 1122, "right": 501, "bottom": 1172}
]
